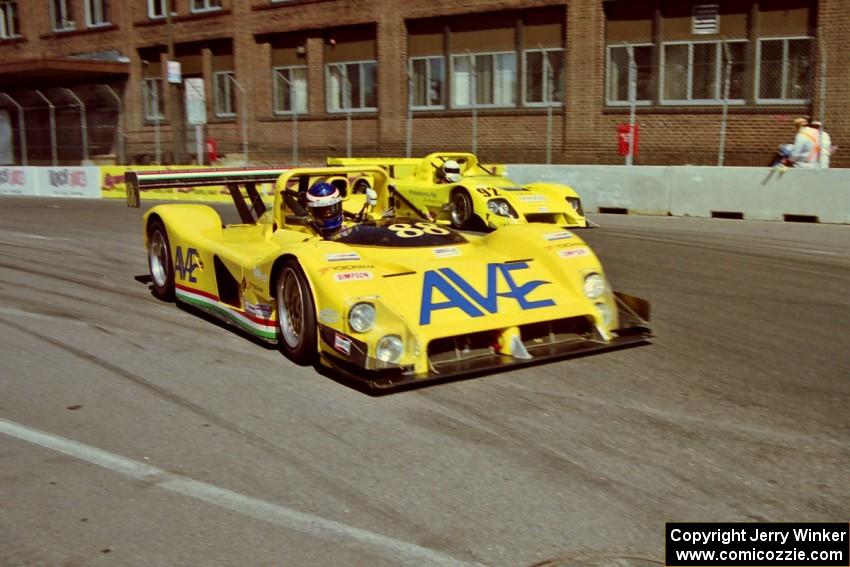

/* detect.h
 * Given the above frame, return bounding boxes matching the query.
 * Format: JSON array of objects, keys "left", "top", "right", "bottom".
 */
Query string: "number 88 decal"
[{"left": 388, "top": 222, "right": 451, "bottom": 238}]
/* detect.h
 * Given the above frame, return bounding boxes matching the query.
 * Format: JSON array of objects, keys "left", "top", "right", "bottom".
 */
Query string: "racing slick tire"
[
  {"left": 450, "top": 188, "right": 475, "bottom": 230},
  {"left": 147, "top": 219, "right": 175, "bottom": 302},
  {"left": 275, "top": 259, "right": 318, "bottom": 365}
]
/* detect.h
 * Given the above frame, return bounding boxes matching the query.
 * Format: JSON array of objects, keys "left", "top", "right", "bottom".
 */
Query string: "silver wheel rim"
[
  {"left": 451, "top": 193, "right": 469, "bottom": 226},
  {"left": 276, "top": 267, "right": 304, "bottom": 349},
  {"left": 149, "top": 230, "right": 168, "bottom": 288}
]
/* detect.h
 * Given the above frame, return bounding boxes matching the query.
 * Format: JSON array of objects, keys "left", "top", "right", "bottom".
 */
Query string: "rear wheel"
[
  {"left": 275, "top": 259, "right": 317, "bottom": 365},
  {"left": 148, "top": 219, "right": 175, "bottom": 301},
  {"left": 450, "top": 189, "right": 474, "bottom": 229}
]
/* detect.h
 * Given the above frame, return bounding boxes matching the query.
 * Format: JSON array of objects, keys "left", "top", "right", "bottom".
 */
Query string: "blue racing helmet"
[{"left": 306, "top": 181, "right": 343, "bottom": 236}]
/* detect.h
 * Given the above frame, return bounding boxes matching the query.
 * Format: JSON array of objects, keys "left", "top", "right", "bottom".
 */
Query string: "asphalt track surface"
[{"left": 0, "top": 196, "right": 848, "bottom": 567}]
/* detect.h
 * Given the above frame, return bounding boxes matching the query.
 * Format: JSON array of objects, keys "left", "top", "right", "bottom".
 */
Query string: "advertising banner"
[
  {"left": 37, "top": 167, "right": 101, "bottom": 198},
  {"left": 0, "top": 166, "right": 33, "bottom": 196}
]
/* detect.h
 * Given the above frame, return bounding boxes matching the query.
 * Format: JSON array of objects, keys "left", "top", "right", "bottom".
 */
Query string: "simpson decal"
[
  {"left": 558, "top": 247, "right": 590, "bottom": 259},
  {"left": 544, "top": 231, "right": 573, "bottom": 241},
  {"left": 333, "top": 271, "right": 373, "bottom": 282}
]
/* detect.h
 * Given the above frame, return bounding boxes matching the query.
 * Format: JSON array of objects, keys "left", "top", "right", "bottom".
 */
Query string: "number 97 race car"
[
  {"left": 328, "top": 152, "right": 587, "bottom": 230},
  {"left": 127, "top": 166, "right": 650, "bottom": 389}
]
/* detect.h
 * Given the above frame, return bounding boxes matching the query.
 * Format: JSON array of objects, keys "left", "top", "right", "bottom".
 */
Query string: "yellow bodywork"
[
  {"left": 328, "top": 152, "right": 587, "bottom": 229},
  {"left": 133, "top": 166, "right": 645, "bottom": 386}
]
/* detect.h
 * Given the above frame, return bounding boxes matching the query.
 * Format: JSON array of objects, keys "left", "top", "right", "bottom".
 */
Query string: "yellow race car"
[
  {"left": 328, "top": 152, "right": 587, "bottom": 230},
  {"left": 127, "top": 166, "right": 649, "bottom": 389}
]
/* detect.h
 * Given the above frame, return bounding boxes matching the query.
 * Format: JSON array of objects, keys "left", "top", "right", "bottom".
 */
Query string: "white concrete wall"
[{"left": 507, "top": 165, "right": 850, "bottom": 224}]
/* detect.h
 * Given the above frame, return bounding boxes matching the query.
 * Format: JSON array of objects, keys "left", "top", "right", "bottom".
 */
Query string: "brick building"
[{"left": 0, "top": 0, "right": 847, "bottom": 166}]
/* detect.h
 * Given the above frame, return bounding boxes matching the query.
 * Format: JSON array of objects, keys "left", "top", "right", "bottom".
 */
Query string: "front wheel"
[
  {"left": 450, "top": 189, "right": 474, "bottom": 229},
  {"left": 148, "top": 219, "right": 175, "bottom": 301},
  {"left": 275, "top": 260, "right": 317, "bottom": 365}
]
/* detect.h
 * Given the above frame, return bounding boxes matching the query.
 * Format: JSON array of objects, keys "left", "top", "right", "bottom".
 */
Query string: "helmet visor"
[{"left": 312, "top": 202, "right": 342, "bottom": 220}]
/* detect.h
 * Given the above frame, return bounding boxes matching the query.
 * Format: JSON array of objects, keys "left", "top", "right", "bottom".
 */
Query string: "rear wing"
[{"left": 125, "top": 167, "right": 290, "bottom": 223}]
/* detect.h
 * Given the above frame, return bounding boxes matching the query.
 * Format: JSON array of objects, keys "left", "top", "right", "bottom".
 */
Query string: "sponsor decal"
[
  {"left": 537, "top": 207, "right": 549, "bottom": 212},
  {"left": 518, "top": 194, "right": 546, "bottom": 202},
  {"left": 333, "top": 271, "right": 373, "bottom": 282},
  {"left": 318, "top": 308, "right": 340, "bottom": 324},
  {"left": 252, "top": 266, "right": 268, "bottom": 280},
  {"left": 326, "top": 252, "right": 360, "bottom": 262},
  {"left": 544, "top": 231, "right": 573, "bottom": 241},
  {"left": 334, "top": 333, "right": 352, "bottom": 355},
  {"left": 433, "top": 246, "right": 460, "bottom": 258},
  {"left": 419, "top": 262, "right": 555, "bottom": 325},
  {"left": 174, "top": 246, "right": 202, "bottom": 282},
  {"left": 244, "top": 301, "right": 273, "bottom": 319},
  {"left": 558, "top": 247, "right": 590, "bottom": 259},
  {"left": 318, "top": 263, "right": 374, "bottom": 275},
  {"left": 0, "top": 167, "right": 28, "bottom": 195}
]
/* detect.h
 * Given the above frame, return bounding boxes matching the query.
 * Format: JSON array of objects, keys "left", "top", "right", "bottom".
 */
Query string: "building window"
[
  {"left": 523, "top": 48, "right": 564, "bottom": 106},
  {"left": 273, "top": 66, "right": 307, "bottom": 115},
  {"left": 326, "top": 61, "right": 378, "bottom": 112},
  {"left": 213, "top": 71, "right": 236, "bottom": 117},
  {"left": 143, "top": 78, "right": 164, "bottom": 122},
  {"left": 0, "top": 1, "right": 19, "bottom": 39},
  {"left": 409, "top": 56, "right": 445, "bottom": 110},
  {"left": 606, "top": 44, "right": 654, "bottom": 105},
  {"left": 147, "top": 0, "right": 175, "bottom": 18},
  {"left": 50, "top": 0, "right": 75, "bottom": 31},
  {"left": 84, "top": 0, "right": 108, "bottom": 27},
  {"left": 756, "top": 37, "right": 813, "bottom": 103},
  {"left": 692, "top": 4, "right": 719, "bottom": 35},
  {"left": 660, "top": 40, "right": 747, "bottom": 103},
  {"left": 451, "top": 52, "right": 517, "bottom": 108},
  {"left": 191, "top": 0, "right": 221, "bottom": 13}
]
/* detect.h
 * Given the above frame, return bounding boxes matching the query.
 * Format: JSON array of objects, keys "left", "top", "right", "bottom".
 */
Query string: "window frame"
[
  {"left": 0, "top": 1, "right": 19, "bottom": 39},
  {"left": 325, "top": 60, "right": 379, "bottom": 114},
  {"left": 605, "top": 43, "right": 654, "bottom": 107},
  {"left": 84, "top": 0, "right": 109, "bottom": 28},
  {"left": 408, "top": 55, "right": 446, "bottom": 111},
  {"left": 754, "top": 36, "right": 813, "bottom": 105},
  {"left": 142, "top": 77, "right": 165, "bottom": 122},
  {"left": 147, "top": 0, "right": 175, "bottom": 19},
  {"left": 450, "top": 50, "right": 518, "bottom": 109},
  {"left": 521, "top": 47, "right": 565, "bottom": 108},
  {"left": 190, "top": 0, "right": 221, "bottom": 15},
  {"left": 50, "top": 0, "right": 75, "bottom": 32},
  {"left": 272, "top": 65, "right": 308, "bottom": 116},
  {"left": 658, "top": 39, "right": 747, "bottom": 106},
  {"left": 213, "top": 70, "right": 237, "bottom": 118}
]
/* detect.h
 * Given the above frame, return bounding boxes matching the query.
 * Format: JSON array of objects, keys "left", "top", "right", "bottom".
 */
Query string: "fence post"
[
  {"left": 226, "top": 74, "right": 249, "bottom": 165},
  {"left": 406, "top": 60, "right": 414, "bottom": 158},
  {"left": 34, "top": 89, "right": 58, "bottom": 166},
  {"left": 102, "top": 84, "right": 125, "bottom": 165},
  {"left": 345, "top": 75, "right": 352, "bottom": 158},
  {"left": 64, "top": 88, "right": 89, "bottom": 163},
  {"left": 0, "top": 92, "right": 27, "bottom": 166},
  {"left": 625, "top": 44, "right": 637, "bottom": 166},
  {"left": 539, "top": 45, "right": 553, "bottom": 165},
  {"left": 718, "top": 42, "right": 733, "bottom": 167},
  {"left": 818, "top": 41, "right": 827, "bottom": 168},
  {"left": 466, "top": 50, "right": 478, "bottom": 156}
]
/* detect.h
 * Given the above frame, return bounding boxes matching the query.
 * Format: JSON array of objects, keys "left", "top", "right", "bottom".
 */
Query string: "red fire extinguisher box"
[{"left": 617, "top": 124, "right": 639, "bottom": 157}]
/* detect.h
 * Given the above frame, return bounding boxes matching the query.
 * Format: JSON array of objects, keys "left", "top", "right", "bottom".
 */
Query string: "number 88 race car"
[{"left": 128, "top": 166, "right": 650, "bottom": 389}]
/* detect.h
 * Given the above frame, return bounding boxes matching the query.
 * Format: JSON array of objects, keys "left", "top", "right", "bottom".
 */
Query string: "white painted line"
[{"left": 0, "top": 418, "right": 481, "bottom": 567}]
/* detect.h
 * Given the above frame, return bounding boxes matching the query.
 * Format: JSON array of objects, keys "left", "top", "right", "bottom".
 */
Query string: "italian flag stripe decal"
[{"left": 175, "top": 285, "right": 277, "bottom": 340}]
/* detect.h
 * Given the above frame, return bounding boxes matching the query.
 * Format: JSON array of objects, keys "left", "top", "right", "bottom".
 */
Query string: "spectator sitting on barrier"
[
  {"left": 808, "top": 121, "right": 834, "bottom": 168},
  {"left": 787, "top": 117, "right": 821, "bottom": 168}
]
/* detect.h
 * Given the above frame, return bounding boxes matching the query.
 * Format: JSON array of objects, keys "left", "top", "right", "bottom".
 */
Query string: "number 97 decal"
[{"left": 388, "top": 222, "right": 451, "bottom": 238}]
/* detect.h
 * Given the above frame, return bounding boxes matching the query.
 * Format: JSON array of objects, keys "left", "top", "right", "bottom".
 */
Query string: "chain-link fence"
[
  {"left": 0, "top": 84, "right": 123, "bottom": 166},
  {"left": 604, "top": 35, "right": 829, "bottom": 167},
  {"left": 0, "top": 37, "right": 834, "bottom": 168}
]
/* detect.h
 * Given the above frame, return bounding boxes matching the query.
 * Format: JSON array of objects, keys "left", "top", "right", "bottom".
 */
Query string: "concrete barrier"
[{"left": 507, "top": 165, "right": 850, "bottom": 224}]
